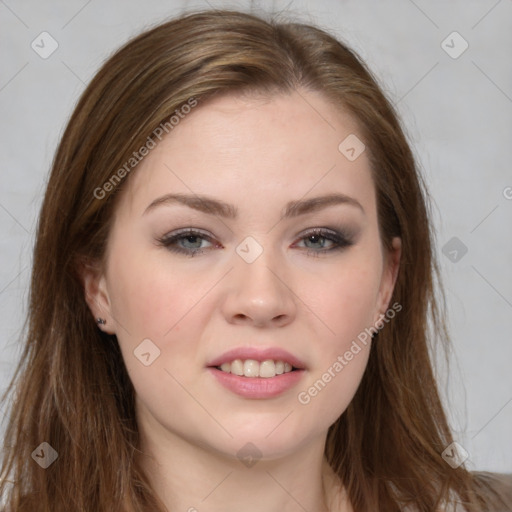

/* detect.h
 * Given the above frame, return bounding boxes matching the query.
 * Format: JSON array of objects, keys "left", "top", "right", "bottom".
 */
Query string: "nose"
[{"left": 221, "top": 243, "right": 297, "bottom": 328}]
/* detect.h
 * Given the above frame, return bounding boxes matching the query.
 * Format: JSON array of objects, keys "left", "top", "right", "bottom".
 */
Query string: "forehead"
[{"left": 116, "top": 89, "right": 375, "bottom": 219}]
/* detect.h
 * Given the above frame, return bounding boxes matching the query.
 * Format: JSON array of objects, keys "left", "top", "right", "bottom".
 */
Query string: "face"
[{"left": 83, "top": 89, "right": 401, "bottom": 461}]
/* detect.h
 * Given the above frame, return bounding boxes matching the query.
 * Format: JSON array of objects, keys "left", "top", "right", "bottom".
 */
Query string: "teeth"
[
  {"left": 230, "top": 359, "right": 244, "bottom": 376},
  {"left": 243, "top": 359, "right": 259, "bottom": 377},
  {"left": 217, "top": 359, "right": 296, "bottom": 378},
  {"left": 259, "top": 360, "right": 276, "bottom": 378}
]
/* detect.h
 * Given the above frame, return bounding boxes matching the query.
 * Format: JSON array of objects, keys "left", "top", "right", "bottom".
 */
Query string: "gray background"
[{"left": 1, "top": 0, "right": 511, "bottom": 472}]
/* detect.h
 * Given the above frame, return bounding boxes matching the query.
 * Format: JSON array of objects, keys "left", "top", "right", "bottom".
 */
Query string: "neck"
[{"left": 135, "top": 412, "right": 350, "bottom": 512}]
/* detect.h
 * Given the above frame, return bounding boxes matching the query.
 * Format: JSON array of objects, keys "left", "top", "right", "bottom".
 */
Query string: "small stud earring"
[{"left": 96, "top": 318, "right": 106, "bottom": 325}]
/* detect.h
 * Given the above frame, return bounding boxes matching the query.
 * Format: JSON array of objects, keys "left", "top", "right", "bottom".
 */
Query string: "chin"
[{"left": 207, "top": 414, "right": 324, "bottom": 461}]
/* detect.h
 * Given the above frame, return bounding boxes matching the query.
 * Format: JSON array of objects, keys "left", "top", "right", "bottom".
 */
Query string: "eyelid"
[
  {"left": 296, "top": 226, "right": 351, "bottom": 239},
  {"left": 159, "top": 225, "right": 354, "bottom": 241},
  {"left": 159, "top": 227, "right": 213, "bottom": 241}
]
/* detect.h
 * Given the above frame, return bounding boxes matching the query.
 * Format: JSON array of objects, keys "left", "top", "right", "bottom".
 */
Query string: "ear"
[
  {"left": 373, "top": 236, "right": 402, "bottom": 323},
  {"left": 77, "top": 259, "right": 117, "bottom": 335}
]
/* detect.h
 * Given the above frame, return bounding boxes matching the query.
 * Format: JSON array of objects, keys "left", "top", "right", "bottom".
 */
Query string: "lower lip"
[{"left": 207, "top": 367, "right": 305, "bottom": 399}]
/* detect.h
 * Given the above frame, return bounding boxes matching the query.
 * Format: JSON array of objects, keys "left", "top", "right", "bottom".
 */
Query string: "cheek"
[
  {"left": 106, "top": 247, "right": 219, "bottom": 385},
  {"left": 108, "top": 248, "right": 202, "bottom": 339},
  {"left": 296, "top": 344, "right": 370, "bottom": 429},
  {"left": 106, "top": 256, "right": 198, "bottom": 410},
  {"left": 292, "top": 253, "right": 381, "bottom": 423},
  {"left": 110, "top": 269, "right": 169, "bottom": 336},
  {"left": 302, "top": 255, "right": 382, "bottom": 345}
]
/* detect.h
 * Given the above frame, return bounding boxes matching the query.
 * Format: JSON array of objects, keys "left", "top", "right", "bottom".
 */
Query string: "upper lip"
[{"left": 207, "top": 347, "right": 306, "bottom": 370}]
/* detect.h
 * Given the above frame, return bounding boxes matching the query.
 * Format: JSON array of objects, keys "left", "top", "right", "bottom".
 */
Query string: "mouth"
[
  {"left": 206, "top": 348, "right": 306, "bottom": 398},
  {"left": 206, "top": 353, "right": 305, "bottom": 399},
  {"left": 212, "top": 359, "right": 300, "bottom": 379}
]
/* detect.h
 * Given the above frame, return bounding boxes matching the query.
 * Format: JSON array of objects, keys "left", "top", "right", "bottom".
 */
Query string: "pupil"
[
  {"left": 185, "top": 236, "right": 201, "bottom": 248},
  {"left": 309, "top": 235, "right": 322, "bottom": 247}
]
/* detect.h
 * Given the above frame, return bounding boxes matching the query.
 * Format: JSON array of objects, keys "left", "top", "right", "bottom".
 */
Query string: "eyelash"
[{"left": 156, "top": 227, "right": 354, "bottom": 258}]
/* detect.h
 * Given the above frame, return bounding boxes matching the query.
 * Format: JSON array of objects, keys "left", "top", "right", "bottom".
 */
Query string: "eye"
[
  {"left": 293, "top": 228, "right": 354, "bottom": 257},
  {"left": 156, "top": 227, "right": 355, "bottom": 258},
  {"left": 156, "top": 228, "right": 217, "bottom": 257}
]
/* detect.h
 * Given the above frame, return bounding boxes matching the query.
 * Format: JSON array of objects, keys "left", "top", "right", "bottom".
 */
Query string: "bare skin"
[{"left": 83, "top": 89, "right": 401, "bottom": 511}]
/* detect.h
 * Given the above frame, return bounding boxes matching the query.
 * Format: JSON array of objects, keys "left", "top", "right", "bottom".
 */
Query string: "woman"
[{"left": 0, "top": 8, "right": 510, "bottom": 512}]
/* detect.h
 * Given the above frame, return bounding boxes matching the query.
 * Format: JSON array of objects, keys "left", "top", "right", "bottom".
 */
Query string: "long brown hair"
[{"left": 1, "top": 9, "right": 509, "bottom": 512}]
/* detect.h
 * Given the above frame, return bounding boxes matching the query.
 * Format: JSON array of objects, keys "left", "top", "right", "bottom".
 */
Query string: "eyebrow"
[{"left": 143, "top": 192, "right": 365, "bottom": 219}]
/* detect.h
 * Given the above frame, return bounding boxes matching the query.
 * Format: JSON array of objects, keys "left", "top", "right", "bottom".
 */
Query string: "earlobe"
[{"left": 79, "top": 260, "right": 116, "bottom": 334}]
